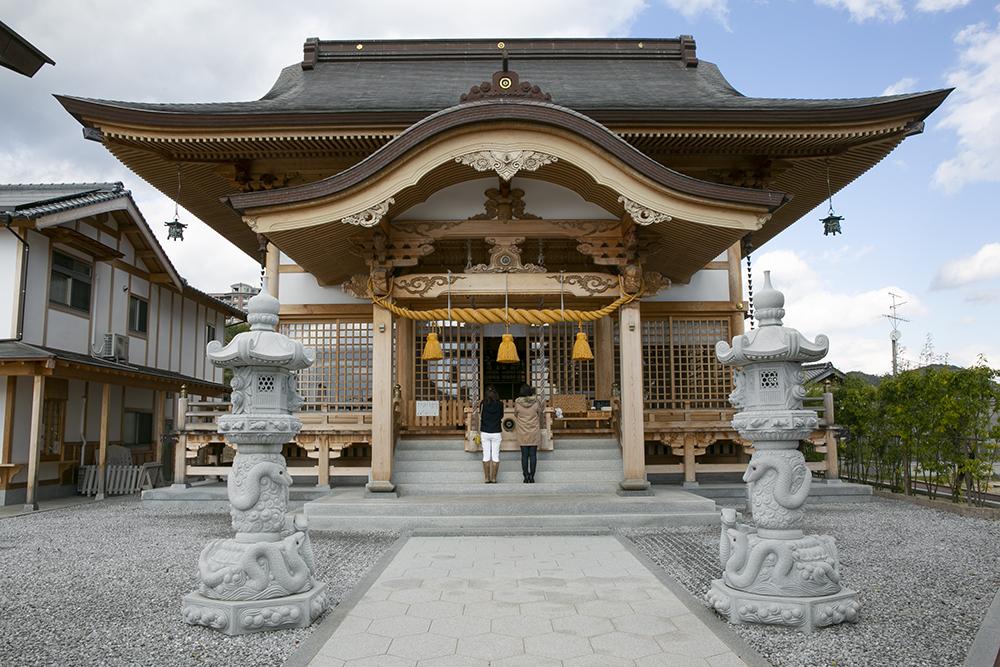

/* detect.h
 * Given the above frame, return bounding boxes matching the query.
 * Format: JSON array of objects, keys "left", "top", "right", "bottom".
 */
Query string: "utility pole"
[{"left": 882, "top": 292, "right": 909, "bottom": 376}]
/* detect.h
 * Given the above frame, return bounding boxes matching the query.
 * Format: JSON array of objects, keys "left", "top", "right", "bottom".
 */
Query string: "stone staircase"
[{"left": 300, "top": 437, "right": 721, "bottom": 531}]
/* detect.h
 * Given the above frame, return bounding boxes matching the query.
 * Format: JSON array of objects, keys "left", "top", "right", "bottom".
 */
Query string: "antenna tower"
[{"left": 882, "top": 292, "right": 910, "bottom": 376}]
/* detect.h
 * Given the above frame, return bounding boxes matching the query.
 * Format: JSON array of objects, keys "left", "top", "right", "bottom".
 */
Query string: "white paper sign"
[{"left": 415, "top": 400, "right": 440, "bottom": 417}]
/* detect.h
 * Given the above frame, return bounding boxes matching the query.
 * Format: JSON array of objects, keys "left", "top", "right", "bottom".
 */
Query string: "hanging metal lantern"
[
  {"left": 821, "top": 158, "right": 843, "bottom": 237},
  {"left": 165, "top": 216, "right": 187, "bottom": 241},
  {"left": 821, "top": 212, "right": 843, "bottom": 237},
  {"left": 166, "top": 163, "right": 186, "bottom": 241}
]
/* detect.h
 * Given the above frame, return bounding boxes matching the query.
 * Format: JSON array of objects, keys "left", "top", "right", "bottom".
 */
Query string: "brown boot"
[
  {"left": 490, "top": 461, "right": 499, "bottom": 484},
  {"left": 483, "top": 461, "right": 491, "bottom": 483}
]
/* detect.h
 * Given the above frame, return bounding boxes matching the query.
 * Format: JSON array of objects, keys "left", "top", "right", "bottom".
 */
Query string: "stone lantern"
[
  {"left": 706, "top": 271, "right": 860, "bottom": 632},
  {"left": 180, "top": 280, "right": 328, "bottom": 635}
]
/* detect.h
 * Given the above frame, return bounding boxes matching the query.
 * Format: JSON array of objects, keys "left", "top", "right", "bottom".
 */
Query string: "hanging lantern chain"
[{"left": 821, "top": 157, "right": 844, "bottom": 236}]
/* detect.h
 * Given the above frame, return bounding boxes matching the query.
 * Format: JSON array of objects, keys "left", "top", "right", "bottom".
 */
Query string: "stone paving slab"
[{"left": 288, "top": 532, "right": 769, "bottom": 667}]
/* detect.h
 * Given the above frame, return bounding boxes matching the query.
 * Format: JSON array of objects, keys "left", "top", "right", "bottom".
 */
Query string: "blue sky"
[{"left": 1, "top": 0, "right": 996, "bottom": 375}]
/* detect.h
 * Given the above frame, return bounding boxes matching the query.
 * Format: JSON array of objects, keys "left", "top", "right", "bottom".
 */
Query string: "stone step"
[
  {"left": 394, "top": 449, "right": 622, "bottom": 461},
  {"left": 301, "top": 512, "right": 720, "bottom": 531},
  {"left": 395, "top": 438, "right": 617, "bottom": 451},
  {"left": 392, "top": 470, "right": 623, "bottom": 485},
  {"left": 393, "top": 458, "right": 623, "bottom": 473},
  {"left": 393, "top": 481, "right": 623, "bottom": 495}
]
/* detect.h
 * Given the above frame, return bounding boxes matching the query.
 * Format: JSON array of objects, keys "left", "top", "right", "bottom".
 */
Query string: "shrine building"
[{"left": 58, "top": 38, "right": 948, "bottom": 497}]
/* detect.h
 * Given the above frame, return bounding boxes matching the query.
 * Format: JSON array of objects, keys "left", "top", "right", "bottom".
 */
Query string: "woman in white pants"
[{"left": 479, "top": 385, "right": 504, "bottom": 483}]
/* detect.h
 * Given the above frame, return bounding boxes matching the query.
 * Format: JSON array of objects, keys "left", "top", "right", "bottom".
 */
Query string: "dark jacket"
[{"left": 480, "top": 400, "right": 504, "bottom": 434}]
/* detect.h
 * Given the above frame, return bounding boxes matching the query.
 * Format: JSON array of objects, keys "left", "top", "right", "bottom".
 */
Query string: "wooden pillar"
[
  {"left": 396, "top": 317, "right": 414, "bottom": 408},
  {"left": 683, "top": 434, "right": 698, "bottom": 486},
  {"left": 153, "top": 390, "right": 166, "bottom": 463},
  {"left": 618, "top": 302, "right": 649, "bottom": 494},
  {"left": 823, "top": 387, "right": 840, "bottom": 481},
  {"left": 172, "top": 386, "right": 189, "bottom": 487},
  {"left": 265, "top": 243, "right": 280, "bottom": 298},
  {"left": 22, "top": 374, "right": 45, "bottom": 512},
  {"left": 368, "top": 304, "right": 395, "bottom": 494},
  {"left": 594, "top": 316, "right": 614, "bottom": 401},
  {"left": 728, "top": 241, "right": 746, "bottom": 338},
  {"left": 317, "top": 438, "right": 331, "bottom": 488},
  {"left": 95, "top": 382, "right": 111, "bottom": 501}
]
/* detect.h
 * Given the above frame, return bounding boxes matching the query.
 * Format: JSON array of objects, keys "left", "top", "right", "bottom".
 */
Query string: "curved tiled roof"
[{"left": 228, "top": 98, "right": 788, "bottom": 214}]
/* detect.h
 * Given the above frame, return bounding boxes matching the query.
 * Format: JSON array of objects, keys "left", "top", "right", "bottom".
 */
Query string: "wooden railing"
[
  {"left": 175, "top": 400, "right": 372, "bottom": 484},
  {"left": 643, "top": 391, "right": 841, "bottom": 484}
]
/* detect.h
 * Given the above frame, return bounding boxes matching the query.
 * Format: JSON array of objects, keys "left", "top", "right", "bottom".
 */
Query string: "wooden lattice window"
[
  {"left": 281, "top": 321, "right": 374, "bottom": 411},
  {"left": 529, "top": 322, "right": 595, "bottom": 402},
  {"left": 415, "top": 321, "right": 480, "bottom": 402},
  {"left": 615, "top": 317, "right": 732, "bottom": 409}
]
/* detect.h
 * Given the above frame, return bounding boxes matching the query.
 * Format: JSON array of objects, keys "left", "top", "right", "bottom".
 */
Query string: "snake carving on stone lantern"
[
  {"left": 706, "top": 271, "right": 861, "bottom": 632},
  {"left": 181, "top": 280, "right": 329, "bottom": 635}
]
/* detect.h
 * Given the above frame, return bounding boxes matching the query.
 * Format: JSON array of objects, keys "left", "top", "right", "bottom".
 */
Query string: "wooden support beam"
[
  {"left": 368, "top": 305, "right": 395, "bottom": 493},
  {"left": 396, "top": 317, "right": 414, "bottom": 409},
  {"left": 22, "top": 375, "right": 45, "bottom": 512},
  {"left": 96, "top": 383, "right": 111, "bottom": 500},
  {"left": 594, "top": 316, "right": 613, "bottom": 401},
  {"left": 153, "top": 390, "right": 166, "bottom": 464},
  {"left": 266, "top": 243, "right": 280, "bottom": 298},
  {"left": 173, "top": 388, "right": 189, "bottom": 487},
  {"left": 618, "top": 302, "right": 649, "bottom": 493}
]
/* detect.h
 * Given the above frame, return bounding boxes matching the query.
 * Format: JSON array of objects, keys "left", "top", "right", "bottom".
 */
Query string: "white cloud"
[
  {"left": 929, "top": 242, "right": 1000, "bottom": 289},
  {"left": 881, "top": 76, "right": 918, "bottom": 95},
  {"left": 966, "top": 289, "right": 1000, "bottom": 304},
  {"left": 916, "top": 0, "right": 972, "bottom": 11},
  {"left": 933, "top": 20, "right": 1000, "bottom": 192},
  {"left": 960, "top": 316, "right": 977, "bottom": 324},
  {"left": 657, "top": 0, "right": 731, "bottom": 27},
  {"left": 814, "top": 0, "right": 906, "bottom": 22},
  {"left": 749, "top": 249, "right": 927, "bottom": 335}
]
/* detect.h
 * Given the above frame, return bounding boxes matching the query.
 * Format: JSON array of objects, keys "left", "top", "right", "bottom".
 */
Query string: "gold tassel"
[
  {"left": 572, "top": 330, "right": 594, "bottom": 361},
  {"left": 421, "top": 331, "right": 444, "bottom": 361},
  {"left": 497, "top": 332, "right": 519, "bottom": 363}
]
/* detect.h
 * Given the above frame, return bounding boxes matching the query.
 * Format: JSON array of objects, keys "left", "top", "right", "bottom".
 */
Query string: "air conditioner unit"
[{"left": 100, "top": 333, "right": 129, "bottom": 363}]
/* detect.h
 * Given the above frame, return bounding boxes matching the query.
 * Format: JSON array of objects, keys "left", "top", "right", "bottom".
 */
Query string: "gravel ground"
[
  {"left": 0, "top": 495, "right": 996, "bottom": 667},
  {"left": 0, "top": 497, "right": 399, "bottom": 667},
  {"left": 623, "top": 496, "right": 1000, "bottom": 667}
]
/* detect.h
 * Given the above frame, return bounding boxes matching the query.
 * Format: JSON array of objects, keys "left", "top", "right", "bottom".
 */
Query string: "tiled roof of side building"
[{"left": 0, "top": 182, "right": 125, "bottom": 214}]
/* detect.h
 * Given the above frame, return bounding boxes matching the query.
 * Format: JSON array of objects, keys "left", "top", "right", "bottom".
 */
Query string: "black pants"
[{"left": 520, "top": 446, "right": 537, "bottom": 475}]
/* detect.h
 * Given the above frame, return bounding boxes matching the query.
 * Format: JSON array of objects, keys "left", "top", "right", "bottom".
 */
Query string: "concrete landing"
[{"left": 300, "top": 485, "right": 721, "bottom": 531}]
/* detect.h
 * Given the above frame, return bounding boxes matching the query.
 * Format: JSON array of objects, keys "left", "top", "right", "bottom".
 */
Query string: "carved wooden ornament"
[
  {"left": 618, "top": 196, "right": 671, "bottom": 226},
  {"left": 342, "top": 197, "right": 394, "bottom": 227},
  {"left": 455, "top": 150, "right": 558, "bottom": 181}
]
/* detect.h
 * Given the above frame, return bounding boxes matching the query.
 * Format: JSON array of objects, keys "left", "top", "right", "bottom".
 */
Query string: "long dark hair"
[
  {"left": 483, "top": 385, "right": 499, "bottom": 404},
  {"left": 519, "top": 384, "right": 535, "bottom": 398}
]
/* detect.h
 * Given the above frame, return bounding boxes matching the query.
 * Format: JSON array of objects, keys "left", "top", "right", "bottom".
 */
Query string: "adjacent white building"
[{"left": 0, "top": 182, "right": 243, "bottom": 508}]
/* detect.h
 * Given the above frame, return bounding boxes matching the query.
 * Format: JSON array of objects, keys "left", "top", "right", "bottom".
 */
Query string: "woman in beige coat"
[{"left": 514, "top": 384, "right": 544, "bottom": 483}]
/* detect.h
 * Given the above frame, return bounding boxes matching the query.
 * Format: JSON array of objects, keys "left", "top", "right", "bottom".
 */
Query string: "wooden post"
[
  {"left": 172, "top": 386, "right": 189, "bottom": 487},
  {"left": 153, "top": 390, "right": 166, "bottom": 463},
  {"left": 683, "top": 434, "right": 698, "bottom": 486},
  {"left": 396, "top": 317, "right": 413, "bottom": 408},
  {"left": 368, "top": 305, "right": 395, "bottom": 494},
  {"left": 317, "top": 439, "right": 331, "bottom": 488},
  {"left": 823, "top": 386, "right": 839, "bottom": 480},
  {"left": 617, "top": 302, "right": 649, "bottom": 494},
  {"left": 594, "top": 316, "right": 613, "bottom": 401},
  {"left": 95, "top": 382, "right": 111, "bottom": 501},
  {"left": 22, "top": 374, "right": 45, "bottom": 512},
  {"left": 728, "top": 241, "right": 745, "bottom": 338},
  {"left": 265, "top": 243, "right": 280, "bottom": 298}
]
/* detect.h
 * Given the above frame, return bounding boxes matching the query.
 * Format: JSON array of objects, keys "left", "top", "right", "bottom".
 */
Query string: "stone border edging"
[
  {"left": 964, "top": 584, "right": 1000, "bottom": 667},
  {"left": 872, "top": 489, "right": 1000, "bottom": 520}
]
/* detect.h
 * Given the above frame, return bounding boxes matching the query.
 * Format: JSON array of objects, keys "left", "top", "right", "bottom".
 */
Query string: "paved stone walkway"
[{"left": 301, "top": 533, "right": 765, "bottom": 667}]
